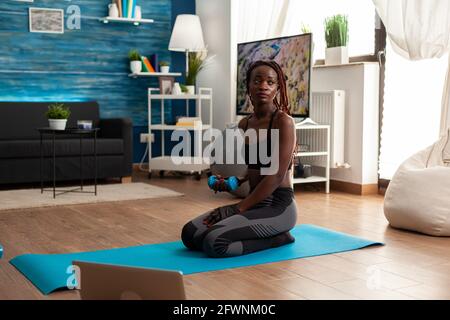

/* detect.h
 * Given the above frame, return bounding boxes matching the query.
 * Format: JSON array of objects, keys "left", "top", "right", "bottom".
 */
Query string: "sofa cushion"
[
  {"left": 0, "top": 139, "right": 123, "bottom": 159},
  {"left": 0, "top": 101, "right": 100, "bottom": 140}
]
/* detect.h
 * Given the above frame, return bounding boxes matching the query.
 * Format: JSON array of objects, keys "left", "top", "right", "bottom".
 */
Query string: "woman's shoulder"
[
  {"left": 238, "top": 114, "right": 253, "bottom": 130},
  {"left": 274, "top": 110, "right": 295, "bottom": 129}
]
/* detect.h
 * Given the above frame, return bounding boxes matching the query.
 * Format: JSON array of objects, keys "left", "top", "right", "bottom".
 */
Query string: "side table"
[{"left": 37, "top": 127, "right": 99, "bottom": 198}]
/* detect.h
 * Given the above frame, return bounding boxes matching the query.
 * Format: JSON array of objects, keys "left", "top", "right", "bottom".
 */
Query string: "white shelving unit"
[
  {"left": 294, "top": 124, "right": 330, "bottom": 193},
  {"left": 147, "top": 87, "right": 213, "bottom": 179},
  {"left": 100, "top": 17, "right": 154, "bottom": 26}
]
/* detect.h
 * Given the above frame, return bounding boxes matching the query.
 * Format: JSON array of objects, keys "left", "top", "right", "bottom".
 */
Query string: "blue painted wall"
[{"left": 0, "top": 0, "right": 195, "bottom": 162}]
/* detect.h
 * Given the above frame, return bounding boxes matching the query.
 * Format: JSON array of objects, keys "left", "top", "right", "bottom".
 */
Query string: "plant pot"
[
  {"left": 130, "top": 61, "right": 142, "bottom": 73},
  {"left": 186, "top": 85, "right": 195, "bottom": 95},
  {"left": 325, "top": 46, "right": 349, "bottom": 65},
  {"left": 48, "top": 119, "right": 67, "bottom": 130},
  {"left": 160, "top": 66, "right": 170, "bottom": 73}
]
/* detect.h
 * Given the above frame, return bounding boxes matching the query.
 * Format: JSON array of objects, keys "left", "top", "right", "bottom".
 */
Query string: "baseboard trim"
[{"left": 330, "top": 180, "right": 378, "bottom": 195}]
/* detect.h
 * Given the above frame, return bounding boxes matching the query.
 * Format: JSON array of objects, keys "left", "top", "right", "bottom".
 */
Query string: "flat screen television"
[{"left": 236, "top": 33, "right": 312, "bottom": 118}]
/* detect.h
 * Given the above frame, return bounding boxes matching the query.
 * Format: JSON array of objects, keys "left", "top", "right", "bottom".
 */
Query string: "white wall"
[
  {"left": 311, "top": 62, "right": 380, "bottom": 185},
  {"left": 196, "top": 0, "right": 234, "bottom": 131}
]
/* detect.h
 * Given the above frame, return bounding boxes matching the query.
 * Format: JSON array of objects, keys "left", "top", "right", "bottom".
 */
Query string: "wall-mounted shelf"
[
  {"left": 100, "top": 17, "right": 154, "bottom": 26},
  {"left": 129, "top": 72, "right": 182, "bottom": 78}
]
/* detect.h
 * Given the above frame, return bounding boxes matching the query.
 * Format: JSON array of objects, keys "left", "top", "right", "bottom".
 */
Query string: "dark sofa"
[{"left": 0, "top": 101, "right": 132, "bottom": 185}]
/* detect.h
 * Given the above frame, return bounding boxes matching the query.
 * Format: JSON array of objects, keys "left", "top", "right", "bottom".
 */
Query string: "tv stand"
[{"left": 295, "top": 118, "right": 318, "bottom": 126}]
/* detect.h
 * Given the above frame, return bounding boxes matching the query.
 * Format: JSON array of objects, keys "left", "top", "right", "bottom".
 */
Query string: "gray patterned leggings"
[{"left": 181, "top": 187, "right": 297, "bottom": 258}]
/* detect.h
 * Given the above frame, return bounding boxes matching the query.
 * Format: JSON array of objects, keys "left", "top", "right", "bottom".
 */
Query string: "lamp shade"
[{"left": 169, "top": 14, "right": 205, "bottom": 52}]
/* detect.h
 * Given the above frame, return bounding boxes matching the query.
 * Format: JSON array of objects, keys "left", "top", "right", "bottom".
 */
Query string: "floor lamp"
[{"left": 168, "top": 14, "right": 205, "bottom": 76}]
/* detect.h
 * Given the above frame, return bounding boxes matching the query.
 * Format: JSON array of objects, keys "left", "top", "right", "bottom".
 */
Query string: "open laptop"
[{"left": 73, "top": 261, "right": 186, "bottom": 300}]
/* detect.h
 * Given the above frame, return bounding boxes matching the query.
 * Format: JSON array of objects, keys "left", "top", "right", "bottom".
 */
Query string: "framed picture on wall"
[
  {"left": 29, "top": 7, "right": 64, "bottom": 34},
  {"left": 159, "top": 76, "right": 174, "bottom": 95}
]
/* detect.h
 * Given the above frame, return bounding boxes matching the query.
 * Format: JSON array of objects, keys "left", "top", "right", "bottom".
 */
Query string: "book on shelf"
[
  {"left": 127, "top": 0, "right": 133, "bottom": 18},
  {"left": 131, "top": 0, "right": 136, "bottom": 18},
  {"left": 177, "top": 117, "right": 201, "bottom": 122},
  {"left": 122, "top": 0, "right": 127, "bottom": 18},
  {"left": 176, "top": 117, "right": 202, "bottom": 127},
  {"left": 116, "top": 0, "right": 123, "bottom": 18},
  {"left": 176, "top": 121, "right": 203, "bottom": 127},
  {"left": 150, "top": 54, "right": 159, "bottom": 72},
  {"left": 141, "top": 56, "right": 155, "bottom": 72}
]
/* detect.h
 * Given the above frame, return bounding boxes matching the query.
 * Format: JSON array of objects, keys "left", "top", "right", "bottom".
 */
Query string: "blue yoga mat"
[
  {"left": 0, "top": 245, "right": 3, "bottom": 259},
  {"left": 10, "top": 224, "right": 382, "bottom": 295}
]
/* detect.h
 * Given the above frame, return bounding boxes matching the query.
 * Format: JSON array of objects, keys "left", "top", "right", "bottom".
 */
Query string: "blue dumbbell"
[{"left": 208, "top": 175, "right": 240, "bottom": 192}]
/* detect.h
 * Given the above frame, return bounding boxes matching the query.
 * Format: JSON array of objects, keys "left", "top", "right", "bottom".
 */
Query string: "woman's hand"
[{"left": 202, "top": 204, "right": 241, "bottom": 228}]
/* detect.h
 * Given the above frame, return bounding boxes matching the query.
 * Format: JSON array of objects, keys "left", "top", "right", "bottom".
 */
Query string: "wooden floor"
[{"left": 1, "top": 170, "right": 450, "bottom": 300}]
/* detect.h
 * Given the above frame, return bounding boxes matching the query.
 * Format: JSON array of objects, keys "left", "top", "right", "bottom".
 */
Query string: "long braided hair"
[{"left": 245, "top": 60, "right": 290, "bottom": 115}]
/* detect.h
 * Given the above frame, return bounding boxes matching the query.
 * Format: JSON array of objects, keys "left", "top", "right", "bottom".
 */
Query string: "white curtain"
[
  {"left": 373, "top": 0, "right": 450, "bottom": 135},
  {"left": 379, "top": 41, "right": 448, "bottom": 178},
  {"left": 236, "top": 0, "right": 287, "bottom": 43},
  {"left": 373, "top": 0, "right": 450, "bottom": 178}
]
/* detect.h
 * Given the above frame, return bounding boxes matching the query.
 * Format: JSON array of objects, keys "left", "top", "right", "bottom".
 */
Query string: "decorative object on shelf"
[
  {"left": 128, "top": 49, "right": 142, "bottom": 73},
  {"left": 169, "top": 14, "right": 205, "bottom": 75},
  {"left": 159, "top": 61, "right": 170, "bottom": 74},
  {"left": 172, "top": 82, "right": 182, "bottom": 95},
  {"left": 46, "top": 103, "right": 70, "bottom": 130},
  {"left": 108, "top": 2, "right": 119, "bottom": 18},
  {"left": 77, "top": 120, "right": 93, "bottom": 130},
  {"left": 134, "top": 5, "right": 142, "bottom": 20},
  {"left": 324, "top": 14, "right": 349, "bottom": 65},
  {"left": 29, "top": 7, "right": 64, "bottom": 34},
  {"left": 159, "top": 76, "right": 175, "bottom": 95}
]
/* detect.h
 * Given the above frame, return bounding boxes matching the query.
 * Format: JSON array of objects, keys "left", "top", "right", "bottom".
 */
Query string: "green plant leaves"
[
  {"left": 46, "top": 103, "right": 71, "bottom": 119},
  {"left": 128, "top": 49, "right": 141, "bottom": 61},
  {"left": 186, "top": 51, "right": 206, "bottom": 86},
  {"left": 324, "top": 14, "right": 348, "bottom": 48}
]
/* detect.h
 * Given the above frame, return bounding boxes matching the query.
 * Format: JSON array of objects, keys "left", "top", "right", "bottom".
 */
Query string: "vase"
[
  {"left": 160, "top": 66, "right": 170, "bottom": 73},
  {"left": 49, "top": 119, "right": 67, "bottom": 130},
  {"left": 130, "top": 61, "right": 142, "bottom": 73},
  {"left": 325, "top": 46, "right": 349, "bottom": 65},
  {"left": 108, "top": 3, "right": 119, "bottom": 18},
  {"left": 186, "top": 85, "right": 195, "bottom": 95}
]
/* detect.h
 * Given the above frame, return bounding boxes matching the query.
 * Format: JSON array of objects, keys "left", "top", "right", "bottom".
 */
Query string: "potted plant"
[
  {"left": 185, "top": 51, "right": 207, "bottom": 94},
  {"left": 128, "top": 49, "right": 142, "bottom": 74},
  {"left": 159, "top": 61, "right": 170, "bottom": 74},
  {"left": 324, "top": 14, "right": 349, "bottom": 65},
  {"left": 46, "top": 103, "right": 71, "bottom": 130},
  {"left": 180, "top": 84, "right": 188, "bottom": 94}
]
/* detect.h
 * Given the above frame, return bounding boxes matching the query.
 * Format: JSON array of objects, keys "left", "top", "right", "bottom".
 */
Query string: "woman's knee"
[
  {"left": 202, "top": 232, "right": 226, "bottom": 258},
  {"left": 181, "top": 222, "right": 197, "bottom": 250}
]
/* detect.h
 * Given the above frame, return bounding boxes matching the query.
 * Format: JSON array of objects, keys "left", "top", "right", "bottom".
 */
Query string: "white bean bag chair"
[{"left": 384, "top": 129, "right": 450, "bottom": 236}]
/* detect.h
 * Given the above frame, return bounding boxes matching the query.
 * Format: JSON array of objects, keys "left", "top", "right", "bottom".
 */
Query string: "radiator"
[{"left": 297, "top": 90, "right": 346, "bottom": 169}]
